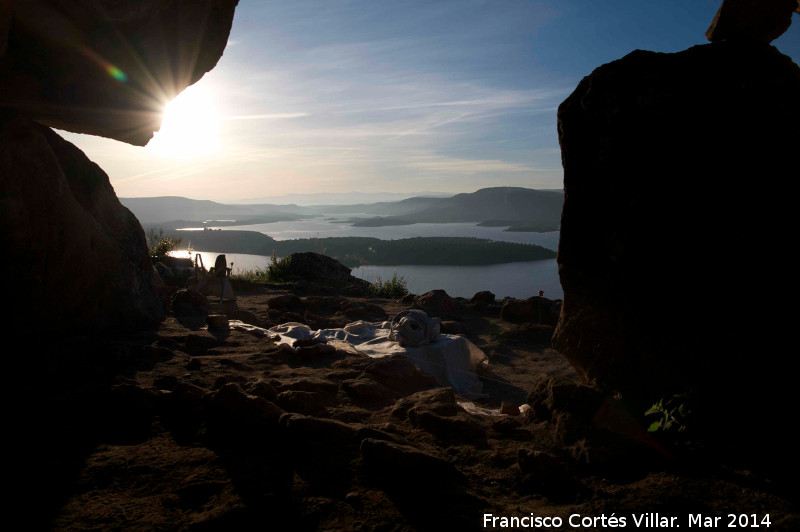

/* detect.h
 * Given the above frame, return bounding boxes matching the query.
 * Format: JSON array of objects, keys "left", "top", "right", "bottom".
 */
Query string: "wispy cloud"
[
  {"left": 222, "top": 112, "right": 310, "bottom": 121},
  {"left": 402, "top": 153, "right": 538, "bottom": 175}
]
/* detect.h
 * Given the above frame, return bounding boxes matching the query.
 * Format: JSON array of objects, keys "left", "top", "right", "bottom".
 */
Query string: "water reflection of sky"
[{"left": 170, "top": 221, "right": 563, "bottom": 299}]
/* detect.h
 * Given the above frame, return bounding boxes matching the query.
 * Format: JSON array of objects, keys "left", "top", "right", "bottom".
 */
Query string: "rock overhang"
[{"left": 0, "top": 0, "right": 239, "bottom": 146}]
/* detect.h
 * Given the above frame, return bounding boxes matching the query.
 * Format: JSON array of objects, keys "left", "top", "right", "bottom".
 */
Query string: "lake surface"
[
  {"left": 174, "top": 220, "right": 563, "bottom": 300},
  {"left": 181, "top": 219, "right": 561, "bottom": 250}
]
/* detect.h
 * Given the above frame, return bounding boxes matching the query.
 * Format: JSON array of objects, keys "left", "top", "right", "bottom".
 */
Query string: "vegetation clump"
[
  {"left": 266, "top": 252, "right": 293, "bottom": 282},
  {"left": 370, "top": 273, "right": 409, "bottom": 299},
  {"left": 645, "top": 394, "right": 692, "bottom": 434},
  {"left": 146, "top": 228, "right": 183, "bottom": 260}
]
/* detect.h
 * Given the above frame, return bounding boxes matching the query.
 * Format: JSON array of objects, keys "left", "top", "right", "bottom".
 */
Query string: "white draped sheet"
[{"left": 266, "top": 320, "right": 487, "bottom": 399}]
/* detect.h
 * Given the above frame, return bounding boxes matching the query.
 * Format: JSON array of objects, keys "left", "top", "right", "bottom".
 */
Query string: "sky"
[{"left": 60, "top": 0, "right": 800, "bottom": 203}]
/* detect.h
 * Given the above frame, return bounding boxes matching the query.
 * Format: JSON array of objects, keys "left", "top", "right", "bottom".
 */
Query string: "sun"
[{"left": 146, "top": 84, "right": 221, "bottom": 158}]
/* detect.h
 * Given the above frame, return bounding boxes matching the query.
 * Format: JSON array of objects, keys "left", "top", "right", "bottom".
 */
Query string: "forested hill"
[
  {"left": 272, "top": 236, "right": 556, "bottom": 267},
  {"left": 171, "top": 231, "right": 555, "bottom": 267},
  {"left": 399, "top": 187, "right": 563, "bottom": 226}
]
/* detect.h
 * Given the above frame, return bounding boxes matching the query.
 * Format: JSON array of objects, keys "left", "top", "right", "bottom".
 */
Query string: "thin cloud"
[
  {"left": 403, "top": 153, "right": 538, "bottom": 175},
  {"left": 222, "top": 112, "right": 310, "bottom": 121}
]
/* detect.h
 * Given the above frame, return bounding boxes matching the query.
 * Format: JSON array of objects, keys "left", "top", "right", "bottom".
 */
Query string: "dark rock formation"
[
  {"left": 0, "top": 111, "right": 165, "bottom": 331},
  {"left": 0, "top": 1, "right": 240, "bottom": 334},
  {"left": 470, "top": 290, "right": 495, "bottom": 305},
  {"left": 1, "top": 0, "right": 239, "bottom": 145},
  {"left": 500, "top": 296, "right": 560, "bottom": 325},
  {"left": 281, "top": 252, "right": 371, "bottom": 291},
  {"left": 706, "top": 0, "right": 798, "bottom": 43},
  {"left": 554, "top": 41, "right": 799, "bottom": 457},
  {"left": 413, "top": 289, "right": 461, "bottom": 313}
]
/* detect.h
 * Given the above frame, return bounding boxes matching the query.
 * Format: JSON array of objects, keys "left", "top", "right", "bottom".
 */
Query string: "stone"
[
  {"left": 153, "top": 375, "right": 179, "bottom": 391},
  {"left": 470, "top": 291, "right": 495, "bottom": 305},
  {"left": 414, "top": 289, "right": 460, "bottom": 312},
  {"left": 293, "top": 343, "right": 336, "bottom": 362},
  {"left": 212, "top": 375, "right": 250, "bottom": 390},
  {"left": 267, "top": 294, "right": 304, "bottom": 311},
  {"left": 500, "top": 296, "right": 556, "bottom": 324},
  {"left": 244, "top": 396, "right": 284, "bottom": 425},
  {"left": 247, "top": 380, "right": 278, "bottom": 401},
  {"left": 1, "top": 0, "right": 239, "bottom": 145},
  {"left": 229, "top": 309, "right": 261, "bottom": 326},
  {"left": 341, "top": 379, "right": 397, "bottom": 407},
  {"left": 500, "top": 402, "right": 519, "bottom": 416},
  {"left": 208, "top": 382, "right": 248, "bottom": 419},
  {"left": 399, "top": 293, "right": 416, "bottom": 305},
  {"left": 0, "top": 112, "right": 165, "bottom": 333},
  {"left": 439, "top": 320, "right": 467, "bottom": 335},
  {"left": 390, "top": 387, "right": 461, "bottom": 420},
  {"left": 706, "top": 0, "right": 798, "bottom": 43},
  {"left": 206, "top": 314, "right": 229, "bottom": 330},
  {"left": 364, "top": 356, "right": 439, "bottom": 396},
  {"left": 292, "top": 337, "right": 327, "bottom": 348},
  {"left": 554, "top": 40, "right": 799, "bottom": 458},
  {"left": 282, "top": 311, "right": 305, "bottom": 323},
  {"left": 407, "top": 407, "right": 487, "bottom": 444},
  {"left": 274, "top": 390, "right": 328, "bottom": 417},
  {"left": 173, "top": 289, "right": 208, "bottom": 307},
  {"left": 279, "top": 253, "right": 372, "bottom": 289},
  {"left": 304, "top": 296, "right": 332, "bottom": 310},
  {"left": 359, "top": 438, "right": 462, "bottom": 484},
  {"left": 280, "top": 413, "right": 359, "bottom": 444},
  {"left": 527, "top": 374, "right": 606, "bottom": 420}
]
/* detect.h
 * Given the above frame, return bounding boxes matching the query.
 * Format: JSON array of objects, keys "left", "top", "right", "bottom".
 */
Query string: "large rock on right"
[{"left": 553, "top": 41, "right": 799, "bottom": 454}]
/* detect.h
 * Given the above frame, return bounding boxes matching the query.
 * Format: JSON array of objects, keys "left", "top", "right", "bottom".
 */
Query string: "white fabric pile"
[{"left": 269, "top": 320, "right": 487, "bottom": 399}]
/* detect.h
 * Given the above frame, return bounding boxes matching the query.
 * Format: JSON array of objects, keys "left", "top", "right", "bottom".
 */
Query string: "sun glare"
[{"left": 146, "top": 84, "right": 221, "bottom": 158}]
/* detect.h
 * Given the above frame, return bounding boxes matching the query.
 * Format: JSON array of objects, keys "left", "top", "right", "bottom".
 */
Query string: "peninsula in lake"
[{"left": 122, "top": 187, "right": 561, "bottom": 267}]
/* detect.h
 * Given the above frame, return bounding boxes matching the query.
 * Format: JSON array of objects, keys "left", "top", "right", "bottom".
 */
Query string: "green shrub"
[
  {"left": 645, "top": 394, "right": 692, "bottom": 434},
  {"left": 266, "top": 252, "right": 292, "bottom": 282},
  {"left": 146, "top": 228, "right": 182, "bottom": 260},
  {"left": 371, "top": 272, "right": 409, "bottom": 299}
]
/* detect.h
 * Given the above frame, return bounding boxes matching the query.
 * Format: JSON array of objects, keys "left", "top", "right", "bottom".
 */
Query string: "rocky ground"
[{"left": 17, "top": 281, "right": 799, "bottom": 531}]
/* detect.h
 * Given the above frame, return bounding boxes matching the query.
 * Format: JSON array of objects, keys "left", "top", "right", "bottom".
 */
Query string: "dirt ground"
[{"left": 16, "top": 285, "right": 799, "bottom": 531}]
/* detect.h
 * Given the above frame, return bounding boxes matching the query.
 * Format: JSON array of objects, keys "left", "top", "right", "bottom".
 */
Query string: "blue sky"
[{"left": 62, "top": 0, "right": 800, "bottom": 202}]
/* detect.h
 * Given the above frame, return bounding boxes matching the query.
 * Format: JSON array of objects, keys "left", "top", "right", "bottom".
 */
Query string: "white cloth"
[{"left": 268, "top": 321, "right": 487, "bottom": 399}]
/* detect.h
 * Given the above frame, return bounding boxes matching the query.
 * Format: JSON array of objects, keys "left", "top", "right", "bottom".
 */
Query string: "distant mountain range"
[
  {"left": 121, "top": 186, "right": 563, "bottom": 231},
  {"left": 230, "top": 190, "right": 452, "bottom": 206}
]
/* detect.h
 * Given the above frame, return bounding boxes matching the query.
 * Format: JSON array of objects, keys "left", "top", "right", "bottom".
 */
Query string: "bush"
[
  {"left": 266, "top": 252, "right": 293, "bottom": 282},
  {"left": 146, "top": 228, "right": 182, "bottom": 260},
  {"left": 371, "top": 273, "right": 409, "bottom": 299}
]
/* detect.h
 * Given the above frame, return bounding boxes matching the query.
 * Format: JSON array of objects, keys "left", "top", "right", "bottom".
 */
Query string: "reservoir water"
[{"left": 174, "top": 220, "right": 563, "bottom": 300}]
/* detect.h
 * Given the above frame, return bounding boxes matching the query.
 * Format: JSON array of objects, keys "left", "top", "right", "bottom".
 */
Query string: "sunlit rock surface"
[
  {"left": 553, "top": 41, "right": 800, "bottom": 454},
  {"left": 0, "top": 0, "right": 239, "bottom": 145}
]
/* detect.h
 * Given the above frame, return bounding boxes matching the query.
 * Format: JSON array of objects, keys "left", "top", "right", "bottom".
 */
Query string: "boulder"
[
  {"left": 706, "top": 0, "right": 798, "bottom": 43},
  {"left": 0, "top": 112, "right": 165, "bottom": 332},
  {"left": 414, "top": 289, "right": 460, "bottom": 312},
  {"left": 206, "top": 314, "right": 229, "bottom": 330},
  {"left": 554, "top": 40, "right": 799, "bottom": 457},
  {"left": 279, "top": 253, "right": 371, "bottom": 290},
  {"left": 470, "top": 290, "right": 495, "bottom": 305},
  {"left": 500, "top": 296, "right": 558, "bottom": 325},
  {"left": 0, "top": 0, "right": 239, "bottom": 145}
]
